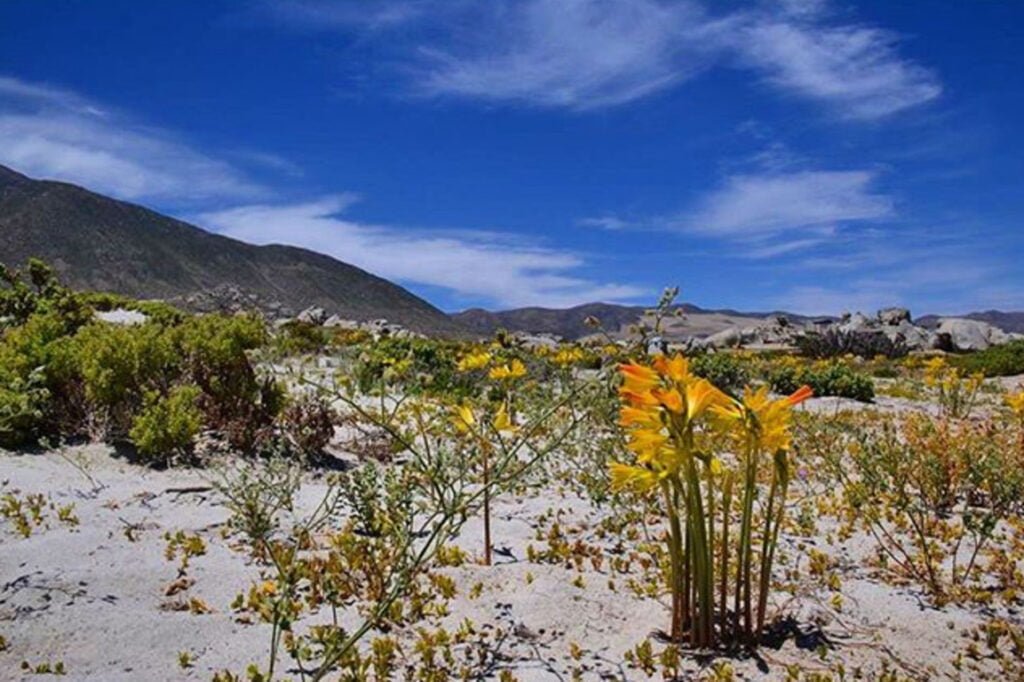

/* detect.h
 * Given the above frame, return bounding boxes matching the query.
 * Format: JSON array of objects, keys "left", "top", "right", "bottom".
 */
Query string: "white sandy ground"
[{"left": 2, "top": 391, "right": 1022, "bottom": 681}]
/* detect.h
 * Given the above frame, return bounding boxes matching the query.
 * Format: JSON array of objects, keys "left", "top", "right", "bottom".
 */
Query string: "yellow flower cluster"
[
  {"left": 1006, "top": 389, "right": 1024, "bottom": 419},
  {"left": 607, "top": 353, "right": 812, "bottom": 648},
  {"left": 456, "top": 351, "right": 492, "bottom": 372},
  {"left": 610, "top": 355, "right": 811, "bottom": 493},
  {"left": 553, "top": 347, "right": 585, "bottom": 366},
  {"left": 488, "top": 359, "right": 527, "bottom": 381}
]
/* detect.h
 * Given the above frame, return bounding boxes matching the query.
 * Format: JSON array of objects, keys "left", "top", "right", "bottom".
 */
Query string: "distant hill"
[
  {"left": 0, "top": 164, "right": 465, "bottom": 336},
  {"left": 451, "top": 302, "right": 813, "bottom": 340}
]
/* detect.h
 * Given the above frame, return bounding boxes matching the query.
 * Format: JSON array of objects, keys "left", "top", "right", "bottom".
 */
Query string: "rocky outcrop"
[
  {"left": 934, "top": 318, "right": 1015, "bottom": 351},
  {"left": 280, "top": 313, "right": 421, "bottom": 340},
  {"left": 702, "top": 315, "right": 803, "bottom": 349},
  {"left": 701, "top": 308, "right": 1021, "bottom": 353}
]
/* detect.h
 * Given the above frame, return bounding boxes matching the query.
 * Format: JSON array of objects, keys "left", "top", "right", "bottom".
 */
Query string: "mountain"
[
  {"left": 451, "top": 302, "right": 808, "bottom": 340},
  {"left": 0, "top": 164, "right": 465, "bottom": 336}
]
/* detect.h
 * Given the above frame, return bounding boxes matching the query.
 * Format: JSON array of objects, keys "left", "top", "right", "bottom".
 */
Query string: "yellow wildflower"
[
  {"left": 452, "top": 404, "right": 476, "bottom": 433},
  {"left": 1005, "top": 390, "right": 1024, "bottom": 418},
  {"left": 492, "top": 403, "right": 515, "bottom": 433},
  {"left": 489, "top": 359, "right": 527, "bottom": 380},
  {"left": 457, "top": 351, "right": 492, "bottom": 372},
  {"left": 609, "top": 463, "right": 660, "bottom": 494},
  {"left": 554, "top": 347, "right": 585, "bottom": 365}
]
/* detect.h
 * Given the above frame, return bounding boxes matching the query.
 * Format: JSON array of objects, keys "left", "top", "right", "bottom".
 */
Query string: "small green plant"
[
  {"left": 129, "top": 385, "right": 203, "bottom": 464},
  {"left": 690, "top": 351, "right": 752, "bottom": 395},
  {"left": 952, "top": 339, "right": 1024, "bottom": 377},
  {"left": 766, "top": 358, "right": 874, "bottom": 402}
]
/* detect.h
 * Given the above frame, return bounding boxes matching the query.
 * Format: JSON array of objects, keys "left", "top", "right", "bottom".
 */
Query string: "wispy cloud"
[
  {"left": 256, "top": 0, "right": 941, "bottom": 118},
  {"left": 198, "top": 196, "right": 645, "bottom": 308},
  {"left": 414, "top": 0, "right": 708, "bottom": 110},
  {"left": 0, "top": 76, "right": 265, "bottom": 205},
  {"left": 576, "top": 215, "right": 637, "bottom": 231},
  {"left": 685, "top": 169, "right": 893, "bottom": 238},
  {"left": 728, "top": 14, "right": 942, "bottom": 120}
]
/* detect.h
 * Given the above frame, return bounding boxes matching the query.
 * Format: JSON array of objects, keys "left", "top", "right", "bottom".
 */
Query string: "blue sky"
[{"left": 1, "top": 0, "right": 1022, "bottom": 314}]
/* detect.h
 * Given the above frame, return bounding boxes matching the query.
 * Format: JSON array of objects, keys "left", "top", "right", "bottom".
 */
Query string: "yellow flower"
[
  {"left": 626, "top": 428, "right": 670, "bottom": 462},
  {"left": 489, "top": 359, "right": 527, "bottom": 380},
  {"left": 653, "top": 387, "right": 684, "bottom": 413},
  {"left": 609, "top": 463, "right": 660, "bottom": 493},
  {"left": 492, "top": 403, "right": 515, "bottom": 433},
  {"left": 684, "top": 379, "right": 730, "bottom": 421},
  {"left": 653, "top": 354, "right": 691, "bottom": 384},
  {"left": 1005, "top": 390, "right": 1024, "bottom": 417},
  {"left": 457, "top": 351, "right": 492, "bottom": 372},
  {"left": 923, "top": 356, "right": 948, "bottom": 387},
  {"left": 712, "top": 384, "right": 810, "bottom": 453},
  {"left": 619, "top": 405, "right": 662, "bottom": 429},
  {"left": 452, "top": 404, "right": 476, "bottom": 433},
  {"left": 554, "top": 347, "right": 585, "bottom": 365}
]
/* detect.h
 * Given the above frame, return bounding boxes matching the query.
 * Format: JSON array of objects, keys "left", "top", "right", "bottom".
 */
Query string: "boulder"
[
  {"left": 95, "top": 308, "right": 148, "bottom": 326},
  {"left": 878, "top": 307, "right": 911, "bottom": 326},
  {"left": 703, "top": 327, "right": 746, "bottom": 349},
  {"left": 297, "top": 306, "right": 328, "bottom": 325},
  {"left": 935, "top": 318, "right": 1013, "bottom": 352},
  {"left": 839, "top": 312, "right": 872, "bottom": 333},
  {"left": 883, "top": 320, "right": 934, "bottom": 350},
  {"left": 323, "top": 315, "right": 360, "bottom": 329}
]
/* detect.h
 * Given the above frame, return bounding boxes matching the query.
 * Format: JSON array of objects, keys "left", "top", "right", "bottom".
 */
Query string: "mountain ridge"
[{"left": 0, "top": 164, "right": 465, "bottom": 336}]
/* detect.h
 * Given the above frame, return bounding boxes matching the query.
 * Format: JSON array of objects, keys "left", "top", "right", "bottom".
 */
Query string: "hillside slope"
[{"left": 0, "top": 164, "right": 464, "bottom": 336}]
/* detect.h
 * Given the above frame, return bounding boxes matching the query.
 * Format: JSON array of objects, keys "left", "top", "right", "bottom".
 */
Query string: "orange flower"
[
  {"left": 620, "top": 362, "right": 660, "bottom": 392},
  {"left": 619, "top": 405, "right": 662, "bottom": 429},
  {"left": 620, "top": 389, "right": 661, "bottom": 408},
  {"left": 786, "top": 385, "right": 814, "bottom": 406},
  {"left": 653, "top": 354, "right": 691, "bottom": 384},
  {"left": 653, "top": 387, "right": 684, "bottom": 413}
]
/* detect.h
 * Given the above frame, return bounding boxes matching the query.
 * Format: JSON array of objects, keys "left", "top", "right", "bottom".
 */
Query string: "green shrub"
[
  {"left": 951, "top": 340, "right": 1024, "bottom": 377},
  {"left": 767, "top": 360, "right": 874, "bottom": 402},
  {"left": 689, "top": 352, "right": 751, "bottom": 396},
  {"left": 129, "top": 385, "right": 203, "bottom": 464},
  {"left": 0, "top": 369, "right": 49, "bottom": 448},
  {"left": 65, "top": 322, "right": 179, "bottom": 434},
  {"left": 355, "top": 337, "right": 472, "bottom": 396},
  {"left": 272, "top": 320, "right": 332, "bottom": 356}
]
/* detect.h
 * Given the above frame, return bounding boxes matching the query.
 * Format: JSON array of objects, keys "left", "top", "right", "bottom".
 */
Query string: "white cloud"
[
  {"left": 730, "top": 18, "right": 941, "bottom": 119},
  {"left": 0, "top": 76, "right": 264, "bottom": 204},
  {"left": 261, "top": 0, "right": 941, "bottom": 118},
  {"left": 198, "top": 196, "right": 645, "bottom": 308},
  {"left": 686, "top": 170, "right": 893, "bottom": 238},
  {"left": 414, "top": 0, "right": 709, "bottom": 110}
]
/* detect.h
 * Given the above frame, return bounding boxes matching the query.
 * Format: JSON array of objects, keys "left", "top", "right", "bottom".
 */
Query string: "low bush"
[
  {"left": 129, "top": 385, "right": 204, "bottom": 465},
  {"left": 355, "top": 336, "right": 474, "bottom": 396},
  {"left": 278, "top": 394, "right": 335, "bottom": 457},
  {"left": 272, "top": 320, "right": 333, "bottom": 356},
  {"left": 0, "top": 261, "right": 283, "bottom": 457},
  {"left": 835, "top": 412, "right": 1024, "bottom": 603},
  {"left": 689, "top": 351, "right": 752, "bottom": 395},
  {"left": 951, "top": 339, "right": 1024, "bottom": 377},
  {"left": 766, "top": 359, "right": 874, "bottom": 402}
]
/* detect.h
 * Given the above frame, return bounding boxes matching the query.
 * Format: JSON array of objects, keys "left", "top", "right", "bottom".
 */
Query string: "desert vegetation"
[{"left": 3, "top": 266, "right": 1024, "bottom": 680}]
